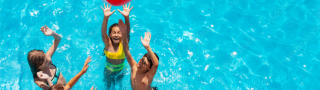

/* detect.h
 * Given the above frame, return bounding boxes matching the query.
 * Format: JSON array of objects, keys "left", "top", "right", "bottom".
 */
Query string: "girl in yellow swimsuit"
[{"left": 100, "top": 3, "right": 133, "bottom": 89}]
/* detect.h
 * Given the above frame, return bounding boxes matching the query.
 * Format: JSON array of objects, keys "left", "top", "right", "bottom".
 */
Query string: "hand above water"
[
  {"left": 118, "top": 19, "right": 127, "bottom": 35},
  {"left": 118, "top": 3, "right": 133, "bottom": 18},
  {"left": 40, "top": 25, "right": 61, "bottom": 40},
  {"left": 81, "top": 55, "right": 92, "bottom": 74},
  {"left": 141, "top": 31, "right": 151, "bottom": 48},
  {"left": 40, "top": 25, "right": 53, "bottom": 36},
  {"left": 101, "top": 3, "right": 115, "bottom": 17}
]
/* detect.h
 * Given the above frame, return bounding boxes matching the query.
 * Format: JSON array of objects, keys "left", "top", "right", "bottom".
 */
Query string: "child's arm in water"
[
  {"left": 64, "top": 56, "right": 92, "bottom": 90},
  {"left": 119, "top": 19, "right": 137, "bottom": 68},
  {"left": 35, "top": 71, "right": 54, "bottom": 89},
  {"left": 141, "top": 32, "right": 159, "bottom": 76},
  {"left": 118, "top": 3, "right": 133, "bottom": 42},
  {"left": 100, "top": 3, "right": 115, "bottom": 48},
  {"left": 40, "top": 25, "right": 61, "bottom": 62}
]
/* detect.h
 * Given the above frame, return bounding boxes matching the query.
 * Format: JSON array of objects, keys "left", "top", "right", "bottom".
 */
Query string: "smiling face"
[
  {"left": 109, "top": 26, "right": 122, "bottom": 44},
  {"left": 137, "top": 57, "right": 151, "bottom": 72}
]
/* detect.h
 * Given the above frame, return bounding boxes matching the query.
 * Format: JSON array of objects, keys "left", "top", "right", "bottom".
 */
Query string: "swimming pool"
[{"left": 1, "top": 0, "right": 320, "bottom": 89}]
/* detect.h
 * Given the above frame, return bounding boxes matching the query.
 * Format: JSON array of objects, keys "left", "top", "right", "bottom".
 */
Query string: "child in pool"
[
  {"left": 27, "top": 25, "right": 67, "bottom": 90},
  {"left": 118, "top": 20, "right": 159, "bottom": 90},
  {"left": 37, "top": 56, "right": 92, "bottom": 90},
  {"left": 100, "top": 3, "right": 134, "bottom": 88}
]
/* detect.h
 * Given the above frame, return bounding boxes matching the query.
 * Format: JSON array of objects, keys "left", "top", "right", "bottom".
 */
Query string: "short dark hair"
[
  {"left": 143, "top": 53, "right": 159, "bottom": 69},
  {"left": 108, "top": 23, "right": 118, "bottom": 36},
  {"left": 27, "top": 49, "right": 45, "bottom": 78}
]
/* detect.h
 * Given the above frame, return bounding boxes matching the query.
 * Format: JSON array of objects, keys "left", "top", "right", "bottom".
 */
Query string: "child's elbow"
[{"left": 153, "top": 62, "right": 159, "bottom": 67}]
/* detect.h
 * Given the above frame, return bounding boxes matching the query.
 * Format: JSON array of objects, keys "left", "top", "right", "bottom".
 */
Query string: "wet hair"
[
  {"left": 27, "top": 49, "right": 46, "bottom": 78},
  {"left": 108, "top": 23, "right": 119, "bottom": 43},
  {"left": 108, "top": 23, "right": 119, "bottom": 37},
  {"left": 49, "top": 84, "right": 64, "bottom": 90},
  {"left": 143, "top": 53, "right": 159, "bottom": 69}
]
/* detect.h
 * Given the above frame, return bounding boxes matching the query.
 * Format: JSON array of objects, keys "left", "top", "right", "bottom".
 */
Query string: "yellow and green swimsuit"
[{"left": 104, "top": 42, "right": 126, "bottom": 72}]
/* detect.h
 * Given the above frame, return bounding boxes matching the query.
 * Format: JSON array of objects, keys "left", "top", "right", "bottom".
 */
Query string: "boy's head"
[
  {"left": 27, "top": 49, "right": 50, "bottom": 78},
  {"left": 137, "top": 53, "right": 159, "bottom": 73},
  {"left": 108, "top": 23, "right": 122, "bottom": 44},
  {"left": 49, "top": 84, "right": 64, "bottom": 90}
]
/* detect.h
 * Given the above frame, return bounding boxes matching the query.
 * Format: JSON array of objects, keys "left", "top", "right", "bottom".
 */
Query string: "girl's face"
[{"left": 110, "top": 26, "right": 122, "bottom": 44}]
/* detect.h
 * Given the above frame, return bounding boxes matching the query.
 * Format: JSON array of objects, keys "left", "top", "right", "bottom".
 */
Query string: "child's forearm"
[
  {"left": 52, "top": 32, "right": 61, "bottom": 40},
  {"left": 46, "top": 79, "right": 53, "bottom": 87},
  {"left": 101, "top": 17, "right": 109, "bottom": 36},
  {"left": 145, "top": 46, "right": 159, "bottom": 66},
  {"left": 65, "top": 71, "right": 85, "bottom": 89},
  {"left": 124, "top": 17, "right": 130, "bottom": 36},
  {"left": 122, "top": 32, "right": 129, "bottom": 52}
]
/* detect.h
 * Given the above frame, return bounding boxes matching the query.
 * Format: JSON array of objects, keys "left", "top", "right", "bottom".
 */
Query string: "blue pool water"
[{"left": 1, "top": 0, "right": 320, "bottom": 89}]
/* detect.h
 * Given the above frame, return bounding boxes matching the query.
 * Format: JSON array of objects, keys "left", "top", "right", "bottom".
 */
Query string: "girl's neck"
[{"left": 112, "top": 42, "right": 120, "bottom": 51}]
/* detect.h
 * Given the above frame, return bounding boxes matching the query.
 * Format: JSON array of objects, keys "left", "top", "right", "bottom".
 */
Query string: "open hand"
[
  {"left": 40, "top": 25, "right": 54, "bottom": 36},
  {"left": 81, "top": 55, "right": 92, "bottom": 73},
  {"left": 141, "top": 31, "right": 151, "bottom": 47},
  {"left": 118, "top": 19, "right": 127, "bottom": 35},
  {"left": 101, "top": 3, "right": 115, "bottom": 17},
  {"left": 36, "top": 71, "right": 50, "bottom": 80},
  {"left": 117, "top": 3, "right": 133, "bottom": 17}
]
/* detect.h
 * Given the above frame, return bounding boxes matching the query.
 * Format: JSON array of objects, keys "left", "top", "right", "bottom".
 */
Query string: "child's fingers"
[
  {"left": 118, "top": 19, "right": 124, "bottom": 25},
  {"left": 87, "top": 55, "right": 92, "bottom": 60},
  {"left": 100, "top": 6, "right": 104, "bottom": 10},
  {"left": 144, "top": 32, "right": 146, "bottom": 37},
  {"left": 91, "top": 86, "right": 94, "bottom": 90},
  {"left": 130, "top": 6, "right": 134, "bottom": 11},
  {"left": 104, "top": 3, "right": 106, "bottom": 9},
  {"left": 111, "top": 10, "right": 115, "bottom": 14},
  {"left": 128, "top": 3, "right": 130, "bottom": 8},
  {"left": 141, "top": 36, "right": 143, "bottom": 41},
  {"left": 122, "top": 5, "right": 125, "bottom": 9},
  {"left": 107, "top": 4, "right": 109, "bottom": 9}
]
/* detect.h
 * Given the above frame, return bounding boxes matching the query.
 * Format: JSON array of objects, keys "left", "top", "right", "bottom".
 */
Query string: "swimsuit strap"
[{"left": 48, "top": 63, "right": 60, "bottom": 85}]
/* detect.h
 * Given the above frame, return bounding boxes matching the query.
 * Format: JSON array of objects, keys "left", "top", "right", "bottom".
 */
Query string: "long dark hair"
[{"left": 27, "top": 49, "right": 45, "bottom": 78}]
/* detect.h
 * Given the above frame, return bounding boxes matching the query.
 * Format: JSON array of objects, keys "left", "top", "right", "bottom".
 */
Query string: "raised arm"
[
  {"left": 40, "top": 25, "right": 61, "bottom": 60},
  {"left": 118, "top": 3, "right": 133, "bottom": 42},
  {"left": 35, "top": 71, "right": 53, "bottom": 90},
  {"left": 101, "top": 3, "right": 115, "bottom": 48},
  {"left": 65, "top": 56, "right": 92, "bottom": 90},
  {"left": 141, "top": 32, "right": 159, "bottom": 75},
  {"left": 118, "top": 19, "right": 137, "bottom": 68}
]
